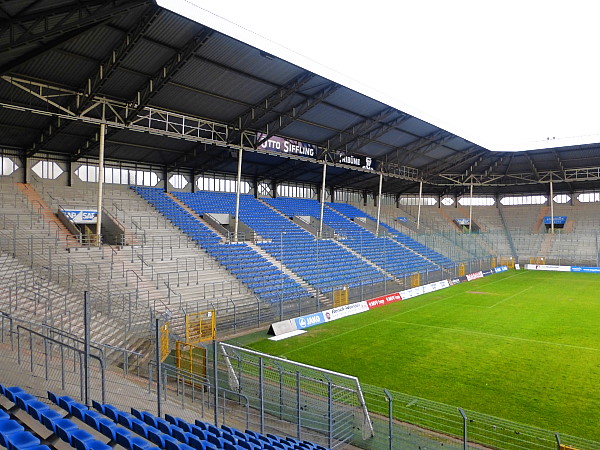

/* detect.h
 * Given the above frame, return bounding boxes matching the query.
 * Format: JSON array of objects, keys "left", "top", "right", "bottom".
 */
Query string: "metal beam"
[
  {"left": 228, "top": 71, "right": 316, "bottom": 144},
  {"left": 25, "top": 5, "right": 161, "bottom": 157},
  {"left": 125, "top": 27, "right": 214, "bottom": 123},
  {"left": 393, "top": 130, "right": 457, "bottom": 166},
  {"left": 322, "top": 107, "right": 411, "bottom": 153},
  {"left": 526, "top": 153, "right": 541, "bottom": 181},
  {"left": 71, "top": 25, "right": 215, "bottom": 160},
  {"left": 0, "top": 0, "right": 150, "bottom": 53},
  {"left": 0, "top": 22, "right": 100, "bottom": 75},
  {"left": 255, "top": 82, "right": 341, "bottom": 148}
]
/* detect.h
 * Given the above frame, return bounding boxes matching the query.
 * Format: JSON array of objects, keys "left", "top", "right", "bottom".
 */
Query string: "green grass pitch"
[{"left": 246, "top": 270, "right": 600, "bottom": 440}]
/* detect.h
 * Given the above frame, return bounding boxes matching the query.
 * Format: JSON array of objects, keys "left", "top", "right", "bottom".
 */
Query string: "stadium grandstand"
[{"left": 0, "top": 1, "right": 599, "bottom": 449}]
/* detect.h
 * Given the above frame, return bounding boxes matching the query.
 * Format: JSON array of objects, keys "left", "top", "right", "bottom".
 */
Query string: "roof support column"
[
  {"left": 376, "top": 172, "right": 383, "bottom": 236},
  {"left": 234, "top": 147, "right": 244, "bottom": 242},
  {"left": 163, "top": 167, "right": 169, "bottom": 193},
  {"left": 66, "top": 160, "right": 72, "bottom": 187},
  {"left": 319, "top": 162, "right": 327, "bottom": 237},
  {"left": 96, "top": 123, "right": 105, "bottom": 247},
  {"left": 21, "top": 155, "right": 29, "bottom": 184},
  {"left": 416, "top": 181, "right": 423, "bottom": 230},
  {"left": 549, "top": 177, "right": 555, "bottom": 234}
]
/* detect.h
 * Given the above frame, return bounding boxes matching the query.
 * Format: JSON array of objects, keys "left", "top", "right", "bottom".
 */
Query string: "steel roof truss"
[
  {"left": 255, "top": 82, "right": 341, "bottom": 148},
  {"left": 0, "top": 0, "right": 150, "bottom": 53},
  {"left": 228, "top": 71, "right": 315, "bottom": 143}
]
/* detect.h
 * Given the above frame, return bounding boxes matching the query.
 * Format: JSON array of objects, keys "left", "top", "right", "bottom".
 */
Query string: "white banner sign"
[{"left": 63, "top": 209, "right": 97, "bottom": 224}]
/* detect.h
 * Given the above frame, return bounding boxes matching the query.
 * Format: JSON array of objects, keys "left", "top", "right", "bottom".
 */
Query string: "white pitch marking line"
[
  {"left": 488, "top": 285, "right": 536, "bottom": 308},
  {"left": 391, "top": 321, "right": 600, "bottom": 352}
]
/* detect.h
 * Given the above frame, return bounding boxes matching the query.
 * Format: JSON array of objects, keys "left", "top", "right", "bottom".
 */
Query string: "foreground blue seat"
[
  {"left": 0, "top": 419, "right": 25, "bottom": 448},
  {"left": 4, "top": 430, "right": 41, "bottom": 450},
  {"left": 72, "top": 434, "right": 112, "bottom": 450}
]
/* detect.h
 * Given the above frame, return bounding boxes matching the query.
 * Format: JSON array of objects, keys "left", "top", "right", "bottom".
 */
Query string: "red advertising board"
[{"left": 366, "top": 292, "right": 402, "bottom": 309}]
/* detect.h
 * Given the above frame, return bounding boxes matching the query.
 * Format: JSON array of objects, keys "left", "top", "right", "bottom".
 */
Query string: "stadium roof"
[{"left": 2, "top": 0, "right": 600, "bottom": 198}]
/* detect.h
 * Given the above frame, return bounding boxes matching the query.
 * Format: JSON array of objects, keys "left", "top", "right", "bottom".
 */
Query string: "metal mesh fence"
[{"left": 219, "top": 343, "right": 372, "bottom": 449}]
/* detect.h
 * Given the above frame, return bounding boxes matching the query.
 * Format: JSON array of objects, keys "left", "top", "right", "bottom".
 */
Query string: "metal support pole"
[
  {"left": 468, "top": 181, "right": 474, "bottom": 233},
  {"left": 234, "top": 148, "right": 243, "bottom": 242},
  {"left": 259, "top": 356, "right": 264, "bottom": 434},
  {"left": 326, "top": 375, "right": 333, "bottom": 449},
  {"left": 83, "top": 291, "right": 91, "bottom": 407},
  {"left": 319, "top": 162, "right": 327, "bottom": 237},
  {"left": 280, "top": 232, "right": 285, "bottom": 321},
  {"left": 97, "top": 123, "right": 106, "bottom": 247},
  {"left": 155, "top": 318, "right": 162, "bottom": 417},
  {"left": 213, "top": 339, "right": 219, "bottom": 427},
  {"left": 416, "top": 180, "right": 423, "bottom": 230},
  {"left": 376, "top": 172, "right": 383, "bottom": 236},
  {"left": 296, "top": 371, "right": 301, "bottom": 440},
  {"left": 554, "top": 432, "right": 561, "bottom": 449},
  {"left": 458, "top": 408, "right": 468, "bottom": 450},
  {"left": 550, "top": 178, "right": 555, "bottom": 234},
  {"left": 384, "top": 389, "right": 393, "bottom": 450}
]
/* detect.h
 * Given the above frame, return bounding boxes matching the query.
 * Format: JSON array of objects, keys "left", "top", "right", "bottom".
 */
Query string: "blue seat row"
[{"left": 0, "top": 383, "right": 110, "bottom": 450}]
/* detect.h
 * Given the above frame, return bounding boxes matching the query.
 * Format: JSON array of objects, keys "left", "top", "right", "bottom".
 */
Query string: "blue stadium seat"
[
  {"left": 4, "top": 430, "right": 41, "bottom": 450},
  {"left": 0, "top": 419, "right": 25, "bottom": 445}
]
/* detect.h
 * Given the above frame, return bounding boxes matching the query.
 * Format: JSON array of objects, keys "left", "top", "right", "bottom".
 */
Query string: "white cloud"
[{"left": 159, "top": 0, "right": 600, "bottom": 151}]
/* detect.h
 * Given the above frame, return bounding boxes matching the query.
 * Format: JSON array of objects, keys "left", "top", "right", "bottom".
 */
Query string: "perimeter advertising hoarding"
[
  {"left": 466, "top": 271, "right": 484, "bottom": 281},
  {"left": 323, "top": 301, "right": 370, "bottom": 321},
  {"left": 255, "top": 132, "right": 317, "bottom": 158},
  {"left": 278, "top": 266, "right": 510, "bottom": 335},
  {"left": 294, "top": 312, "right": 325, "bottom": 329},
  {"left": 571, "top": 266, "right": 600, "bottom": 273},
  {"left": 366, "top": 292, "right": 402, "bottom": 310},
  {"left": 524, "top": 264, "right": 571, "bottom": 272},
  {"left": 449, "top": 276, "right": 467, "bottom": 285}
]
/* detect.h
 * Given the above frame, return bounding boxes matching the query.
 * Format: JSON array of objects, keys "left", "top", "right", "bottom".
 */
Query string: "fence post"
[
  {"left": 325, "top": 374, "right": 333, "bottom": 449},
  {"left": 213, "top": 339, "right": 219, "bottom": 427},
  {"left": 259, "top": 356, "right": 264, "bottom": 434},
  {"left": 296, "top": 371, "right": 301, "bottom": 440},
  {"left": 384, "top": 389, "right": 393, "bottom": 450},
  {"left": 554, "top": 433, "right": 561, "bottom": 450},
  {"left": 155, "top": 317, "right": 162, "bottom": 418},
  {"left": 458, "top": 408, "right": 468, "bottom": 450},
  {"left": 84, "top": 292, "right": 91, "bottom": 407}
]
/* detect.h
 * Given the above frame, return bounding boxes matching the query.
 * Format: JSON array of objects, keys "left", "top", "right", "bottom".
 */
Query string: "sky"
[{"left": 158, "top": 0, "right": 600, "bottom": 152}]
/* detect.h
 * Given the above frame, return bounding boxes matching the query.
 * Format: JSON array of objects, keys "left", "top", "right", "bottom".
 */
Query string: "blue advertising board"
[
  {"left": 570, "top": 266, "right": 600, "bottom": 273},
  {"left": 294, "top": 312, "right": 325, "bottom": 329}
]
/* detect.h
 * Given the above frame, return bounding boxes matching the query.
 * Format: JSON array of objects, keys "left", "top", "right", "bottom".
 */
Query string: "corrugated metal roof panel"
[
  {"left": 197, "top": 33, "right": 302, "bottom": 86},
  {"left": 145, "top": 11, "right": 203, "bottom": 48},
  {"left": 119, "top": 38, "right": 178, "bottom": 75},
  {"left": 150, "top": 85, "right": 247, "bottom": 123},
  {"left": 170, "top": 59, "right": 275, "bottom": 106},
  {"left": 15, "top": 50, "right": 98, "bottom": 87}
]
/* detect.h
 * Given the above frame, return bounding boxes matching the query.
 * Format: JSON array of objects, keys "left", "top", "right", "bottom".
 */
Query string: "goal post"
[{"left": 219, "top": 343, "right": 374, "bottom": 445}]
